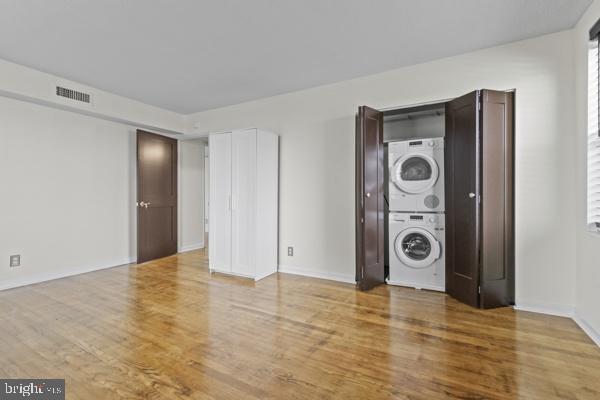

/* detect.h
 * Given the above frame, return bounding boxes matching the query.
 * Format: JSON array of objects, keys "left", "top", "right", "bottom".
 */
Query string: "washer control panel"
[{"left": 390, "top": 212, "right": 442, "bottom": 227}]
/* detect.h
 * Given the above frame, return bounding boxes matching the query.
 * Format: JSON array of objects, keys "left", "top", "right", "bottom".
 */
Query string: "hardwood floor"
[{"left": 1, "top": 249, "right": 599, "bottom": 399}]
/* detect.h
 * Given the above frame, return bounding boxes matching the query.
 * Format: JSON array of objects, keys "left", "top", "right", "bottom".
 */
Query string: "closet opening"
[
  {"left": 356, "top": 90, "right": 515, "bottom": 309},
  {"left": 382, "top": 102, "right": 446, "bottom": 288}
]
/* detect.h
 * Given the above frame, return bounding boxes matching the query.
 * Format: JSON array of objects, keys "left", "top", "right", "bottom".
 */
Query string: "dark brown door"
[
  {"left": 445, "top": 91, "right": 481, "bottom": 307},
  {"left": 479, "top": 90, "right": 515, "bottom": 308},
  {"left": 356, "top": 106, "right": 385, "bottom": 290},
  {"left": 137, "top": 130, "right": 178, "bottom": 264}
]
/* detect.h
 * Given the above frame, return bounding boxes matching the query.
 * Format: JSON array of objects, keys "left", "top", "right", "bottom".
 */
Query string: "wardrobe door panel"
[
  {"left": 255, "top": 131, "right": 279, "bottom": 279},
  {"left": 209, "top": 133, "right": 232, "bottom": 272},
  {"left": 231, "top": 129, "right": 257, "bottom": 277}
]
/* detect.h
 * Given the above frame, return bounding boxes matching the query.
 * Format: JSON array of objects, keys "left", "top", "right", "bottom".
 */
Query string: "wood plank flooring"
[{"left": 1, "top": 249, "right": 599, "bottom": 399}]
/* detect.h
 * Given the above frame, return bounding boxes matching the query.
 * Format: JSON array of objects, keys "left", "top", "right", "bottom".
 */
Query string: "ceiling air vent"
[{"left": 56, "top": 86, "right": 91, "bottom": 104}]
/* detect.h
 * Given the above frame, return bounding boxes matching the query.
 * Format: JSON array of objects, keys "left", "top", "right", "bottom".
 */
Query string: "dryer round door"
[
  {"left": 395, "top": 227, "right": 441, "bottom": 269},
  {"left": 391, "top": 153, "right": 439, "bottom": 194}
]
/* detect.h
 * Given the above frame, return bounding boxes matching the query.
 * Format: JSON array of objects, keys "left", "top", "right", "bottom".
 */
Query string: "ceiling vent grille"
[{"left": 56, "top": 86, "right": 91, "bottom": 104}]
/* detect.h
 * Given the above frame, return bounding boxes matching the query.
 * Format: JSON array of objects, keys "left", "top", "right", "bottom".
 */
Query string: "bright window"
[{"left": 588, "top": 39, "right": 600, "bottom": 232}]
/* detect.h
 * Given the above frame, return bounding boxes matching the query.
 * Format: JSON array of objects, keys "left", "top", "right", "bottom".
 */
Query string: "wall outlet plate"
[
  {"left": 287, "top": 247, "right": 294, "bottom": 256},
  {"left": 10, "top": 255, "right": 20, "bottom": 267}
]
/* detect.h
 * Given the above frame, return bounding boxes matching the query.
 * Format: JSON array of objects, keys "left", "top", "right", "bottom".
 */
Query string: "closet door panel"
[
  {"left": 355, "top": 106, "right": 385, "bottom": 290},
  {"left": 480, "top": 90, "right": 514, "bottom": 308},
  {"left": 445, "top": 91, "right": 481, "bottom": 308},
  {"left": 209, "top": 133, "right": 232, "bottom": 272},
  {"left": 231, "top": 129, "right": 257, "bottom": 276}
]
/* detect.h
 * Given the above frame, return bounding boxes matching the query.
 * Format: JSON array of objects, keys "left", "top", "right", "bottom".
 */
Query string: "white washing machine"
[
  {"left": 388, "top": 138, "right": 445, "bottom": 212},
  {"left": 388, "top": 212, "right": 445, "bottom": 292}
]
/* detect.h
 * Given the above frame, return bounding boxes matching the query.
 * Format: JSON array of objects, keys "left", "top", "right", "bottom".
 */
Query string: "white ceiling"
[{"left": 0, "top": 0, "right": 591, "bottom": 114}]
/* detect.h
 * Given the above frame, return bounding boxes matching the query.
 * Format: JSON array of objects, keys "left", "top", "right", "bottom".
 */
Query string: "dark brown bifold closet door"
[
  {"left": 445, "top": 90, "right": 515, "bottom": 309},
  {"left": 445, "top": 91, "right": 481, "bottom": 307},
  {"left": 479, "top": 90, "right": 514, "bottom": 308},
  {"left": 356, "top": 106, "right": 385, "bottom": 290}
]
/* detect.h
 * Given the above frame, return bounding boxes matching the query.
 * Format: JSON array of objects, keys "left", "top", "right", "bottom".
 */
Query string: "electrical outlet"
[
  {"left": 287, "top": 247, "right": 294, "bottom": 257},
  {"left": 10, "top": 255, "right": 20, "bottom": 267}
]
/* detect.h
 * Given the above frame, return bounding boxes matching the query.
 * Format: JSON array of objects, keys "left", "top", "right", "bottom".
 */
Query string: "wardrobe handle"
[
  {"left": 228, "top": 195, "right": 232, "bottom": 210},
  {"left": 469, "top": 193, "right": 476, "bottom": 199}
]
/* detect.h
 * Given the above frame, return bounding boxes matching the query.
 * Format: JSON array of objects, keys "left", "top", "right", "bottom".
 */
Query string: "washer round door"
[
  {"left": 395, "top": 227, "right": 441, "bottom": 269},
  {"left": 391, "top": 153, "right": 439, "bottom": 194}
]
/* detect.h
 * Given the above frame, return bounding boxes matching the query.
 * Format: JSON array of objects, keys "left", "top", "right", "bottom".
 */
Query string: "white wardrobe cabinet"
[{"left": 209, "top": 128, "right": 279, "bottom": 280}]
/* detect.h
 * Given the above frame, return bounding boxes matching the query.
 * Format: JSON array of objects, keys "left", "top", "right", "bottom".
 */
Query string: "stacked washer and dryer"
[{"left": 387, "top": 138, "right": 446, "bottom": 292}]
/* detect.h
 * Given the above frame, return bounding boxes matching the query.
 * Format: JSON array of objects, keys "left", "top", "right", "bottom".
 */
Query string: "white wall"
[
  {"left": 179, "top": 139, "right": 206, "bottom": 252},
  {"left": 574, "top": 0, "right": 600, "bottom": 344},
  {"left": 188, "top": 31, "right": 578, "bottom": 311},
  {"left": 0, "top": 95, "right": 207, "bottom": 290},
  {"left": 0, "top": 96, "right": 137, "bottom": 289},
  {"left": 0, "top": 57, "right": 191, "bottom": 289}
]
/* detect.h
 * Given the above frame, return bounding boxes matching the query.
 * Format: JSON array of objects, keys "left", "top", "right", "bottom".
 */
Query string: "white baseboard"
[
  {"left": 178, "top": 242, "right": 205, "bottom": 253},
  {"left": 278, "top": 265, "right": 355, "bottom": 284},
  {"left": 513, "top": 302, "right": 574, "bottom": 318},
  {"left": 573, "top": 313, "right": 600, "bottom": 347},
  {"left": 0, "top": 257, "right": 136, "bottom": 292}
]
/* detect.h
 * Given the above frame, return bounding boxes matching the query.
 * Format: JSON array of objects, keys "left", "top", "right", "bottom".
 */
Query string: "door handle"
[
  {"left": 366, "top": 192, "right": 371, "bottom": 198},
  {"left": 468, "top": 193, "right": 476, "bottom": 199},
  {"left": 139, "top": 201, "right": 151, "bottom": 208}
]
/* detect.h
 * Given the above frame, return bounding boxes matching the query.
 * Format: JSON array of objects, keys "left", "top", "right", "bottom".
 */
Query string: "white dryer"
[
  {"left": 388, "top": 212, "right": 445, "bottom": 292},
  {"left": 388, "top": 138, "right": 444, "bottom": 212}
]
